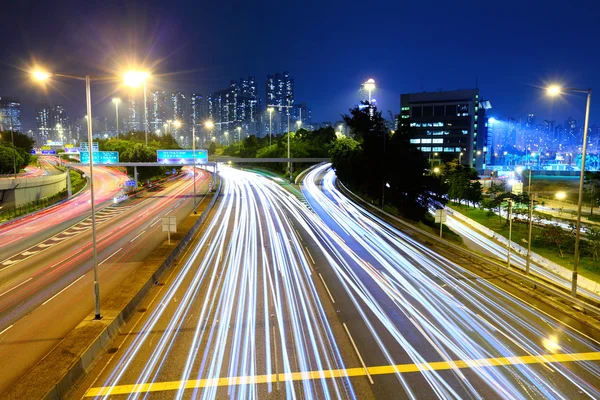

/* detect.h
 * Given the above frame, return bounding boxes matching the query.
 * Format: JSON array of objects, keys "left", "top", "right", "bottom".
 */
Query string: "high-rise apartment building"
[
  {"left": 266, "top": 72, "right": 294, "bottom": 135},
  {"left": 171, "top": 91, "right": 187, "bottom": 132},
  {"left": 126, "top": 97, "right": 139, "bottom": 131},
  {"left": 400, "top": 89, "right": 489, "bottom": 171},
  {"left": 36, "top": 101, "right": 52, "bottom": 141},
  {"left": 207, "top": 77, "right": 261, "bottom": 141},
  {"left": 189, "top": 93, "right": 204, "bottom": 136},
  {"left": 150, "top": 90, "right": 168, "bottom": 133},
  {"left": 0, "top": 97, "right": 22, "bottom": 132}
]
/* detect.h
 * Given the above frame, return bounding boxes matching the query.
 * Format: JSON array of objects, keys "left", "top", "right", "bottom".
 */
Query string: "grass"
[{"left": 448, "top": 202, "right": 600, "bottom": 283}]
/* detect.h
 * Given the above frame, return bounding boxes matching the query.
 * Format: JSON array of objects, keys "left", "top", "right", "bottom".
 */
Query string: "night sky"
[{"left": 2, "top": 0, "right": 599, "bottom": 130}]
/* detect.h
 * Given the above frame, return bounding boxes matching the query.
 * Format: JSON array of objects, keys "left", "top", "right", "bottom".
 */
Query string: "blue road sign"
[
  {"left": 125, "top": 180, "right": 136, "bottom": 187},
  {"left": 157, "top": 149, "right": 208, "bottom": 164},
  {"left": 80, "top": 151, "right": 119, "bottom": 164},
  {"left": 172, "top": 168, "right": 176, "bottom": 175},
  {"left": 41, "top": 150, "right": 56, "bottom": 155},
  {"left": 30, "top": 150, "right": 36, "bottom": 154}
]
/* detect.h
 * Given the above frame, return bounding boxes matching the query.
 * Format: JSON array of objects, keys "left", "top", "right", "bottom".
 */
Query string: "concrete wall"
[{"left": 0, "top": 172, "right": 67, "bottom": 208}]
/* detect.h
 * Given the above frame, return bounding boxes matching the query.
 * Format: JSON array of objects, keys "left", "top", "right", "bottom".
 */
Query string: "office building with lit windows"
[
  {"left": 0, "top": 97, "right": 22, "bottom": 133},
  {"left": 400, "top": 89, "right": 489, "bottom": 171},
  {"left": 266, "top": 72, "right": 294, "bottom": 135}
]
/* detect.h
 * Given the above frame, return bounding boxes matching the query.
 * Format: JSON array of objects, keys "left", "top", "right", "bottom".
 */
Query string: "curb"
[{"left": 5, "top": 179, "right": 222, "bottom": 400}]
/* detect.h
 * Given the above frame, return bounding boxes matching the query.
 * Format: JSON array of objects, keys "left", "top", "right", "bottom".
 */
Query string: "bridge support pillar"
[{"left": 66, "top": 166, "right": 72, "bottom": 197}]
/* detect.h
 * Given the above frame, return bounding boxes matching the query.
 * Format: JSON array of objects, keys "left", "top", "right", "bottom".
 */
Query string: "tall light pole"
[
  {"left": 236, "top": 126, "right": 241, "bottom": 153},
  {"left": 9, "top": 115, "right": 17, "bottom": 179},
  {"left": 205, "top": 120, "right": 214, "bottom": 147},
  {"left": 224, "top": 131, "right": 229, "bottom": 146},
  {"left": 267, "top": 107, "right": 274, "bottom": 146},
  {"left": 32, "top": 69, "right": 102, "bottom": 320},
  {"left": 364, "top": 78, "right": 376, "bottom": 103},
  {"left": 525, "top": 194, "right": 536, "bottom": 275},
  {"left": 546, "top": 85, "right": 592, "bottom": 297},
  {"left": 192, "top": 125, "right": 197, "bottom": 214},
  {"left": 112, "top": 98, "right": 120, "bottom": 139},
  {"left": 123, "top": 71, "right": 150, "bottom": 145},
  {"left": 506, "top": 198, "right": 514, "bottom": 268}
]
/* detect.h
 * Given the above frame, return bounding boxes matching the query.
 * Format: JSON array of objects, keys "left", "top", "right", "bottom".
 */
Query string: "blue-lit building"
[
  {"left": 266, "top": 72, "right": 294, "bottom": 136},
  {"left": 0, "top": 97, "right": 22, "bottom": 133}
]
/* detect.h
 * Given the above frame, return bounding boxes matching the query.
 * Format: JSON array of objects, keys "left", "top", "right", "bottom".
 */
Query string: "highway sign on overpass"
[
  {"left": 80, "top": 151, "right": 119, "bottom": 164},
  {"left": 157, "top": 149, "right": 208, "bottom": 164}
]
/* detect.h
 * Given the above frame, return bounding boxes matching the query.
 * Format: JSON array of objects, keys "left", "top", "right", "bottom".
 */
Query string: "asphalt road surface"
[{"left": 0, "top": 167, "right": 209, "bottom": 395}]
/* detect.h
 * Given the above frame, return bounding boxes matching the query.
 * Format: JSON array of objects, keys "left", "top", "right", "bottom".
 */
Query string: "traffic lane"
[
  {"left": 78, "top": 168, "right": 372, "bottom": 399},
  {"left": 0, "top": 166, "right": 128, "bottom": 257},
  {"left": 302, "top": 166, "right": 600, "bottom": 398},
  {"left": 0, "top": 173, "right": 209, "bottom": 395},
  {"left": 0, "top": 169, "right": 207, "bottom": 321}
]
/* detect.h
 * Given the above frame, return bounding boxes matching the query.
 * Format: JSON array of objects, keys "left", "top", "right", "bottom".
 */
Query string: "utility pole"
[{"left": 525, "top": 194, "right": 536, "bottom": 275}]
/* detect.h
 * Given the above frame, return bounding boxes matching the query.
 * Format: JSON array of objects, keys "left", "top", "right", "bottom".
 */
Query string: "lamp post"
[
  {"left": 296, "top": 120, "right": 302, "bottom": 130},
  {"left": 506, "top": 198, "right": 514, "bottom": 268},
  {"left": 364, "top": 78, "right": 375, "bottom": 103},
  {"left": 123, "top": 71, "right": 150, "bottom": 145},
  {"left": 192, "top": 125, "right": 197, "bottom": 214},
  {"left": 32, "top": 68, "right": 102, "bottom": 320},
  {"left": 267, "top": 107, "right": 274, "bottom": 146},
  {"left": 205, "top": 120, "right": 214, "bottom": 147},
  {"left": 525, "top": 194, "right": 536, "bottom": 275},
  {"left": 224, "top": 131, "right": 229, "bottom": 146},
  {"left": 236, "top": 126, "right": 241, "bottom": 153},
  {"left": 287, "top": 97, "right": 292, "bottom": 182},
  {"left": 546, "top": 85, "right": 592, "bottom": 297},
  {"left": 112, "top": 98, "right": 120, "bottom": 139},
  {"left": 459, "top": 152, "right": 464, "bottom": 165}
]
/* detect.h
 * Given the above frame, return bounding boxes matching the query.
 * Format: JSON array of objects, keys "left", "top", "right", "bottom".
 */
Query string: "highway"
[
  {"left": 75, "top": 164, "right": 600, "bottom": 399},
  {"left": 76, "top": 165, "right": 374, "bottom": 399},
  {"left": 0, "top": 165, "right": 129, "bottom": 258},
  {"left": 0, "top": 166, "right": 210, "bottom": 395},
  {"left": 299, "top": 164, "right": 600, "bottom": 399}
]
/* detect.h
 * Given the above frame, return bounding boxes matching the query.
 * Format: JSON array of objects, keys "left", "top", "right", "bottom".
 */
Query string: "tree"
[
  {"left": 584, "top": 171, "right": 600, "bottom": 215},
  {"left": 535, "top": 224, "right": 572, "bottom": 258},
  {"left": 586, "top": 227, "right": 600, "bottom": 262},
  {"left": 0, "top": 142, "right": 25, "bottom": 174}
]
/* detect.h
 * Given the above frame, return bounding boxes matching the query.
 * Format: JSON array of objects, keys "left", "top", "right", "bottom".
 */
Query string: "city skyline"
[{"left": 1, "top": 1, "right": 599, "bottom": 132}]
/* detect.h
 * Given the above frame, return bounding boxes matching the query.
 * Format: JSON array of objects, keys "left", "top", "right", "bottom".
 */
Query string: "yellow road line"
[{"left": 85, "top": 351, "right": 600, "bottom": 396}]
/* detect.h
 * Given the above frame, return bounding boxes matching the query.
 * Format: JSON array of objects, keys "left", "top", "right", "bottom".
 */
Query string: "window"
[
  {"left": 446, "top": 104, "right": 457, "bottom": 115},
  {"left": 444, "top": 147, "right": 454, "bottom": 152},
  {"left": 410, "top": 122, "right": 421, "bottom": 127},
  {"left": 423, "top": 106, "right": 433, "bottom": 117},
  {"left": 421, "top": 146, "right": 432, "bottom": 152},
  {"left": 432, "top": 138, "right": 443, "bottom": 143},
  {"left": 409, "top": 138, "right": 420, "bottom": 144},
  {"left": 421, "top": 138, "right": 432, "bottom": 144},
  {"left": 432, "top": 122, "right": 444, "bottom": 127},
  {"left": 462, "top": 130, "right": 468, "bottom": 134},
  {"left": 412, "top": 106, "right": 422, "bottom": 118},
  {"left": 433, "top": 147, "right": 443, "bottom": 152},
  {"left": 434, "top": 105, "right": 444, "bottom": 116},
  {"left": 455, "top": 147, "right": 462, "bottom": 152},
  {"left": 427, "top": 130, "right": 450, "bottom": 135}
]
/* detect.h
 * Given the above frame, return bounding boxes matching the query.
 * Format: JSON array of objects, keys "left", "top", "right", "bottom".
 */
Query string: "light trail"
[
  {"left": 300, "top": 163, "right": 600, "bottom": 399},
  {"left": 93, "top": 166, "right": 356, "bottom": 400}
]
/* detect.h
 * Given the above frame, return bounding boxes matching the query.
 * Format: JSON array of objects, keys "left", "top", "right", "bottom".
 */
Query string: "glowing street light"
[
  {"left": 545, "top": 83, "right": 592, "bottom": 296},
  {"left": 555, "top": 191, "right": 567, "bottom": 200},
  {"left": 123, "top": 70, "right": 150, "bottom": 145},
  {"left": 433, "top": 167, "right": 440, "bottom": 174},
  {"left": 364, "top": 78, "right": 376, "bottom": 103},
  {"left": 32, "top": 70, "right": 51, "bottom": 81},
  {"left": 112, "top": 98, "right": 121, "bottom": 138},
  {"left": 173, "top": 120, "right": 182, "bottom": 129},
  {"left": 296, "top": 120, "right": 302, "bottom": 129}
]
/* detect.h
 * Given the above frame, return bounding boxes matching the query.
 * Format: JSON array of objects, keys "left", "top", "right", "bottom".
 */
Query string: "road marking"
[
  {"left": 150, "top": 219, "right": 160, "bottom": 227},
  {"left": 0, "top": 325, "right": 13, "bottom": 336},
  {"left": 318, "top": 273, "right": 335, "bottom": 304},
  {"left": 85, "top": 351, "right": 600, "bottom": 396},
  {"left": 0, "top": 277, "right": 33, "bottom": 297},
  {"left": 42, "top": 275, "right": 85, "bottom": 305},
  {"left": 99, "top": 248, "right": 123, "bottom": 265},
  {"left": 343, "top": 322, "right": 373, "bottom": 384},
  {"left": 130, "top": 230, "right": 146, "bottom": 243},
  {"left": 304, "top": 246, "right": 315, "bottom": 264},
  {"left": 21, "top": 250, "right": 39, "bottom": 256}
]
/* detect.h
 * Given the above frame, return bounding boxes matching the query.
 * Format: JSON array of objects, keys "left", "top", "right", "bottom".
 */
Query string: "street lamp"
[
  {"left": 296, "top": 120, "right": 302, "bottom": 130},
  {"left": 123, "top": 70, "right": 150, "bottom": 145},
  {"left": 506, "top": 198, "right": 514, "bottom": 268},
  {"left": 546, "top": 84, "right": 592, "bottom": 297},
  {"left": 555, "top": 191, "right": 567, "bottom": 200},
  {"left": 32, "top": 68, "right": 102, "bottom": 320},
  {"left": 205, "top": 120, "right": 214, "bottom": 145},
  {"left": 459, "top": 152, "right": 464, "bottom": 164},
  {"left": 112, "top": 98, "right": 120, "bottom": 139},
  {"left": 364, "top": 78, "right": 376, "bottom": 103},
  {"left": 224, "top": 131, "right": 229, "bottom": 145},
  {"left": 267, "top": 107, "right": 274, "bottom": 146}
]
